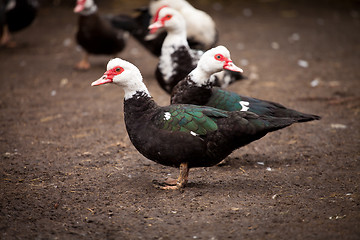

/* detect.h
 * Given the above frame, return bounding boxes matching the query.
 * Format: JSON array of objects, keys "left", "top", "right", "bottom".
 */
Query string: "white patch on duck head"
[{"left": 93, "top": 58, "right": 150, "bottom": 100}]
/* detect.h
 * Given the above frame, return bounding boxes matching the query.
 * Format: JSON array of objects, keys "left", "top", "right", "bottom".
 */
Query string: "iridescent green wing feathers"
[
  {"left": 208, "top": 88, "right": 283, "bottom": 115},
  {"left": 208, "top": 88, "right": 320, "bottom": 121},
  {"left": 155, "top": 105, "right": 229, "bottom": 135},
  {"left": 208, "top": 88, "right": 245, "bottom": 112}
]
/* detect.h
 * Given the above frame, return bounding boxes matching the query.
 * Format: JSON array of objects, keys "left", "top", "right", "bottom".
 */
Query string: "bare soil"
[{"left": 0, "top": 0, "right": 359, "bottom": 239}]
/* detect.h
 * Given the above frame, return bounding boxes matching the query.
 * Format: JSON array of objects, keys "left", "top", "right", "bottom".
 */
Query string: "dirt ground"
[{"left": 0, "top": 0, "right": 359, "bottom": 239}]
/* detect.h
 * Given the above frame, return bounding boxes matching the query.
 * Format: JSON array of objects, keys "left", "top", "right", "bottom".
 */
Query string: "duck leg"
[
  {"left": 154, "top": 162, "right": 189, "bottom": 190},
  {"left": 0, "top": 25, "right": 16, "bottom": 48},
  {"left": 75, "top": 52, "right": 90, "bottom": 70}
]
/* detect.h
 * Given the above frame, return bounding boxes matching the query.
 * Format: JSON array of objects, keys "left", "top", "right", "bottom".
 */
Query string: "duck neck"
[
  {"left": 163, "top": 28, "right": 189, "bottom": 50},
  {"left": 123, "top": 81, "right": 151, "bottom": 101},
  {"left": 123, "top": 91, "right": 158, "bottom": 125},
  {"left": 188, "top": 67, "right": 213, "bottom": 87}
]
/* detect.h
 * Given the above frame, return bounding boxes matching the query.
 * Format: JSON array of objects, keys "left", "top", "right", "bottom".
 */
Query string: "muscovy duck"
[
  {"left": 0, "top": 0, "right": 38, "bottom": 47},
  {"left": 148, "top": 7, "right": 245, "bottom": 94},
  {"left": 74, "top": 0, "right": 128, "bottom": 70},
  {"left": 149, "top": 0, "right": 218, "bottom": 51},
  {"left": 171, "top": 46, "right": 321, "bottom": 122},
  {"left": 91, "top": 58, "right": 315, "bottom": 190}
]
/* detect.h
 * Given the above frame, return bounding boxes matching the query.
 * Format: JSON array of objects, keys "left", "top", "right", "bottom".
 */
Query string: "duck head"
[
  {"left": 199, "top": 46, "right": 243, "bottom": 74},
  {"left": 92, "top": 58, "right": 150, "bottom": 100},
  {"left": 74, "top": 0, "right": 97, "bottom": 14},
  {"left": 190, "top": 46, "right": 243, "bottom": 86},
  {"left": 148, "top": 6, "right": 185, "bottom": 34}
]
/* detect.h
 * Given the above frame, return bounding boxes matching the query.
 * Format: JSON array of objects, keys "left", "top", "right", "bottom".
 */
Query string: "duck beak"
[
  {"left": 223, "top": 60, "right": 243, "bottom": 73},
  {"left": 91, "top": 75, "right": 113, "bottom": 86},
  {"left": 74, "top": 5, "right": 83, "bottom": 13},
  {"left": 148, "top": 21, "right": 164, "bottom": 34},
  {"left": 149, "top": 5, "right": 168, "bottom": 34},
  {"left": 74, "top": 0, "right": 85, "bottom": 13}
]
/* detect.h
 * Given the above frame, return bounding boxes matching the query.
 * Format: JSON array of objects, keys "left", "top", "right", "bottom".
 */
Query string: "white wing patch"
[
  {"left": 239, "top": 101, "right": 250, "bottom": 111},
  {"left": 164, "top": 112, "right": 171, "bottom": 121},
  {"left": 190, "top": 131, "right": 198, "bottom": 136}
]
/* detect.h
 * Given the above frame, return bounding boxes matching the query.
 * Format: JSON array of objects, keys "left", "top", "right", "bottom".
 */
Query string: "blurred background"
[{"left": 0, "top": 0, "right": 359, "bottom": 239}]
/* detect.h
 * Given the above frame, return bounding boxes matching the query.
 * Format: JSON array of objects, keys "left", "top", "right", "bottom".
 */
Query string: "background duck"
[
  {"left": 149, "top": 6, "right": 245, "bottom": 94},
  {"left": 0, "top": 0, "right": 38, "bottom": 47},
  {"left": 74, "top": 0, "right": 128, "bottom": 70}
]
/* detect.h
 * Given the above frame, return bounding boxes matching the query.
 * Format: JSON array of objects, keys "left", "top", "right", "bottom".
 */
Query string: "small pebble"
[
  {"left": 329, "top": 81, "right": 340, "bottom": 87},
  {"left": 243, "top": 8, "right": 253, "bottom": 17},
  {"left": 272, "top": 194, "right": 279, "bottom": 199},
  {"left": 298, "top": 60, "right": 309, "bottom": 68},
  {"left": 331, "top": 123, "right": 347, "bottom": 129},
  {"left": 289, "top": 33, "right": 300, "bottom": 42},
  {"left": 310, "top": 78, "right": 320, "bottom": 87},
  {"left": 271, "top": 42, "right": 280, "bottom": 50},
  {"left": 240, "top": 59, "right": 249, "bottom": 66},
  {"left": 236, "top": 43, "right": 245, "bottom": 50},
  {"left": 60, "top": 78, "right": 68, "bottom": 87},
  {"left": 249, "top": 72, "right": 259, "bottom": 80},
  {"left": 130, "top": 47, "right": 140, "bottom": 56},
  {"left": 63, "top": 38, "right": 72, "bottom": 47}
]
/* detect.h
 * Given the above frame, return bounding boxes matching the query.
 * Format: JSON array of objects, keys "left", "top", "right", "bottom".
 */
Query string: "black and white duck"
[
  {"left": 171, "top": 45, "right": 321, "bottom": 122},
  {"left": 91, "top": 58, "right": 318, "bottom": 189},
  {"left": 74, "top": 0, "right": 128, "bottom": 70},
  {"left": 148, "top": 6, "right": 244, "bottom": 94},
  {"left": 0, "top": 0, "right": 38, "bottom": 47}
]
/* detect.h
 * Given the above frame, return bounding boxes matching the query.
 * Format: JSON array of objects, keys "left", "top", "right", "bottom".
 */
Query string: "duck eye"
[
  {"left": 115, "top": 67, "right": 121, "bottom": 72},
  {"left": 164, "top": 14, "right": 172, "bottom": 20},
  {"left": 214, "top": 54, "right": 223, "bottom": 61}
]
